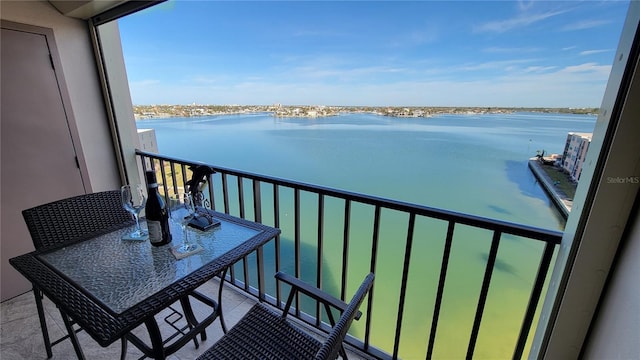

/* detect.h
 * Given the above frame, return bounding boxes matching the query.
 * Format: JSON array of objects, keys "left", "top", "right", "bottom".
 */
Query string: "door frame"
[
  {"left": 1, "top": 20, "right": 90, "bottom": 193},
  {"left": 1, "top": 20, "right": 90, "bottom": 300}
]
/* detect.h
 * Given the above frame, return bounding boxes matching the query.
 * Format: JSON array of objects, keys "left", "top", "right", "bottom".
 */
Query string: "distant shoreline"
[{"left": 134, "top": 105, "right": 598, "bottom": 120}]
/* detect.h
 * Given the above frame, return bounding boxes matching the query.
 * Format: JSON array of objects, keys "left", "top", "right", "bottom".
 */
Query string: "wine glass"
[
  {"left": 170, "top": 193, "right": 197, "bottom": 254},
  {"left": 121, "top": 184, "right": 148, "bottom": 239}
]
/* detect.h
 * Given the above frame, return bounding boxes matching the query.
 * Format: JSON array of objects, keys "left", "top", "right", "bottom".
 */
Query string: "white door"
[{"left": 1, "top": 25, "right": 86, "bottom": 300}]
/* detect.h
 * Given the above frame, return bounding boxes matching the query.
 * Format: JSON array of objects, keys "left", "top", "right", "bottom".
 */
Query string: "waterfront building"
[
  {"left": 137, "top": 128, "right": 158, "bottom": 153},
  {"left": 562, "top": 132, "right": 592, "bottom": 182}
]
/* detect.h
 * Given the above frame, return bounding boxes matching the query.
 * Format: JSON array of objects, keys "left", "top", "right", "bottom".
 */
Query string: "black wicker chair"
[
  {"left": 197, "top": 271, "right": 375, "bottom": 360},
  {"left": 22, "top": 190, "right": 133, "bottom": 359},
  {"left": 21, "top": 190, "right": 208, "bottom": 359}
]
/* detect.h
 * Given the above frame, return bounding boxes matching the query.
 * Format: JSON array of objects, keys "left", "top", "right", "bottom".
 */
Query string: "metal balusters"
[
  {"left": 135, "top": 150, "right": 563, "bottom": 360},
  {"left": 240, "top": 178, "right": 251, "bottom": 293},
  {"left": 273, "top": 184, "right": 282, "bottom": 306},
  {"left": 467, "top": 231, "right": 502, "bottom": 359},
  {"left": 220, "top": 173, "right": 235, "bottom": 284},
  {"left": 221, "top": 173, "right": 230, "bottom": 214},
  {"left": 316, "top": 194, "right": 325, "bottom": 326},
  {"left": 340, "top": 200, "right": 351, "bottom": 302},
  {"left": 512, "top": 242, "right": 556, "bottom": 359},
  {"left": 237, "top": 176, "right": 245, "bottom": 219},
  {"left": 393, "top": 213, "right": 416, "bottom": 359},
  {"left": 364, "top": 205, "right": 382, "bottom": 350},
  {"left": 252, "top": 180, "right": 265, "bottom": 299},
  {"left": 169, "top": 162, "right": 178, "bottom": 195},
  {"left": 180, "top": 163, "right": 188, "bottom": 201},
  {"left": 294, "top": 188, "right": 301, "bottom": 317},
  {"left": 427, "top": 221, "right": 456, "bottom": 360},
  {"left": 158, "top": 159, "right": 170, "bottom": 204}
]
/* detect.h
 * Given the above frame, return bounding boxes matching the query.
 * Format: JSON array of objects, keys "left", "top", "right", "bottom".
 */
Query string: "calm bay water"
[
  {"left": 137, "top": 112, "right": 596, "bottom": 359},
  {"left": 138, "top": 112, "right": 595, "bottom": 229}
]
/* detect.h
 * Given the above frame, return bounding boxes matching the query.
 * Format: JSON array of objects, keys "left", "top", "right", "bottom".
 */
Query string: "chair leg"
[
  {"left": 120, "top": 337, "right": 128, "bottom": 360},
  {"left": 59, "top": 310, "right": 85, "bottom": 360},
  {"left": 33, "top": 287, "right": 53, "bottom": 358},
  {"left": 339, "top": 345, "right": 349, "bottom": 360},
  {"left": 217, "top": 267, "right": 229, "bottom": 334}
]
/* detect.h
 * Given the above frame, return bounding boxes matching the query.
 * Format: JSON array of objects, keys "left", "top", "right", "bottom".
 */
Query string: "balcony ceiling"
[{"left": 48, "top": 0, "right": 128, "bottom": 19}]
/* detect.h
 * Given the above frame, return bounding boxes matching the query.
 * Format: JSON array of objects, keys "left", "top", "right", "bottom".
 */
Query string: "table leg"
[
  {"left": 59, "top": 310, "right": 85, "bottom": 360},
  {"left": 179, "top": 296, "right": 205, "bottom": 343},
  {"left": 144, "top": 318, "right": 166, "bottom": 360},
  {"left": 33, "top": 286, "right": 53, "bottom": 358},
  {"left": 126, "top": 293, "right": 219, "bottom": 359}
]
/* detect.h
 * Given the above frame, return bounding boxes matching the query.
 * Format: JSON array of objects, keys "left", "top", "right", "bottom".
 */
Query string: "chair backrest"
[
  {"left": 315, "top": 272, "right": 375, "bottom": 360},
  {"left": 22, "top": 190, "right": 134, "bottom": 250}
]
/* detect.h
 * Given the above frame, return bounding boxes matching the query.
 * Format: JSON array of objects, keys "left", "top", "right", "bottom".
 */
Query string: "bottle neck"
[{"left": 148, "top": 183, "right": 158, "bottom": 189}]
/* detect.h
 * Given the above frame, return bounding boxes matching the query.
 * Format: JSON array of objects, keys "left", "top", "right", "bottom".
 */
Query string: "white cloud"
[
  {"left": 457, "top": 59, "right": 536, "bottom": 72},
  {"left": 285, "top": 64, "right": 406, "bottom": 80},
  {"left": 580, "top": 49, "right": 614, "bottom": 56},
  {"left": 522, "top": 66, "right": 557, "bottom": 73},
  {"left": 474, "top": 10, "right": 568, "bottom": 33},
  {"left": 131, "top": 62, "right": 611, "bottom": 108},
  {"left": 129, "top": 58, "right": 611, "bottom": 108},
  {"left": 562, "top": 19, "right": 611, "bottom": 31},
  {"left": 517, "top": 0, "right": 536, "bottom": 12},
  {"left": 483, "top": 47, "right": 541, "bottom": 53},
  {"left": 561, "top": 62, "right": 612, "bottom": 76}
]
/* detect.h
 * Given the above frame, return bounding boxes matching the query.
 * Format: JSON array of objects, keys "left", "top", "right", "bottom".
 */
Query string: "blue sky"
[{"left": 119, "top": 0, "right": 630, "bottom": 107}]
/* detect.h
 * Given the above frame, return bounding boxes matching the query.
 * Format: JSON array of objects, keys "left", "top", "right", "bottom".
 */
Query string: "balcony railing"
[{"left": 136, "top": 149, "right": 562, "bottom": 359}]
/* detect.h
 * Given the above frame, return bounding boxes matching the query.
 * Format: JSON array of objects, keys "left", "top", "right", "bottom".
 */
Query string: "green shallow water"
[{"left": 139, "top": 112, "right": 594, "bottom": 358}]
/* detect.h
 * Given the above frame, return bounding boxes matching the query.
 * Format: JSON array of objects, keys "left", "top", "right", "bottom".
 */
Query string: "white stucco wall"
[
  {"left": 582, "top": 203, "right": 640, "bottom": 359},
  {"left": 95, "top": 21, "right": 144, "bottom": 188},
  {"left": 1, "top": 0, "right": 120, "bottom": 191}
]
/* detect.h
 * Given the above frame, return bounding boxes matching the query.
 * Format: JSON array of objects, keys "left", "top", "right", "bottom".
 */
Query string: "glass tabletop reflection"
[{"left": 38, "top": 217, "right": 259, "bottom": 315}]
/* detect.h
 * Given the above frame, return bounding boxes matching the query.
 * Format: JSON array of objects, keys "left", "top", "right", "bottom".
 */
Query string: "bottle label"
[{"left": 147, "top": 220, "right": 162, "bottom": 243}]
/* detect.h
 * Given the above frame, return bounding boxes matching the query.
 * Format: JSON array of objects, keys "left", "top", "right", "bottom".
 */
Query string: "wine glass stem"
[
  {"left": 134, "top": 213, "right": 141, "bottom": 232},
  {"left": 182, "top": 225, "right": 189, "bottom": 248}
]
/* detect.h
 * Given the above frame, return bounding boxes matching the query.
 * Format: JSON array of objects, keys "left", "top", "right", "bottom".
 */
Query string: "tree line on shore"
[{"left": 134, "top": 104, "right": 599, "bottom": 119}]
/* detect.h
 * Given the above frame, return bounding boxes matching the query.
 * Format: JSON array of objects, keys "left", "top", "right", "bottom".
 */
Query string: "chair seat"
[{"left": 198, "top": 303, "right": 322, "bottom": 360}]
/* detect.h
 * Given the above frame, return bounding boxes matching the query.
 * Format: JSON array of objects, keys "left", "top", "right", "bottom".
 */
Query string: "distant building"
[
  {"left": 137, "top": 128, "right": 158, "bottom": 153},
  {"left": 561, "top": 132, "right": 592, "bottom": 182},
  {"left": 138, "top": 128, "right": 158, "bottom": 173}
]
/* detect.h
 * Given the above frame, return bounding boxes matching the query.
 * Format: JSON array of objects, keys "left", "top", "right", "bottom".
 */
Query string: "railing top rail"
[{"left": 136, "top": 149, "right": 563, "bottom": 244}]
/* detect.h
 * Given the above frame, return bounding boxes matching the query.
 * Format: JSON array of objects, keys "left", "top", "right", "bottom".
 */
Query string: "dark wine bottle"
[{"left": 145, "top": 170, "right": 172, "bottom": 246}]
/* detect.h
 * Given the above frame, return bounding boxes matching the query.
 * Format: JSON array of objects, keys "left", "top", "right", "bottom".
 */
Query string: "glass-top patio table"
[{"left": 9, "top": 210, "right": 280, "bottom": 359}]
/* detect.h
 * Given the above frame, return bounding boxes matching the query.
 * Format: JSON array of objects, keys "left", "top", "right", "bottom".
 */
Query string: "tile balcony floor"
[{"left": 0, "top": 279, "right": 368, "bottom": 359}]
